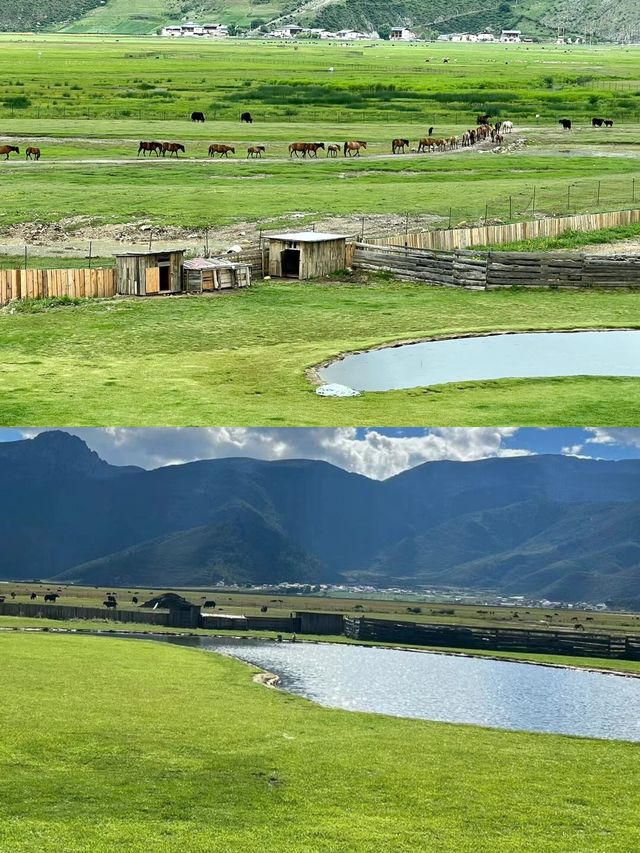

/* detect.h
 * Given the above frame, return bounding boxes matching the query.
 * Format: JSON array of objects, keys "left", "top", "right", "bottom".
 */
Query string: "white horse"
[{"left": 502, "top": 120, "right": 513, "bottom": 133}]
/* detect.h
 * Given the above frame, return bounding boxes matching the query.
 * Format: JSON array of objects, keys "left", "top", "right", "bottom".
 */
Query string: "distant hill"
[
  {"left": 1, "top": 0, "right": 638, "bottom": 41},
  {"left": 1, "top": 431, "right": 640, "bottom": 603}
]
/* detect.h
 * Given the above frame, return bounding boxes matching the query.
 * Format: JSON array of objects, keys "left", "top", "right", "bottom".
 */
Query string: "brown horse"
[
  {"left": 247, "top": 145, "right": 265, "bottom": 158},
  {"left": 391, "top": 138, "right": 409, "bottom": 154},
  {"left": 327, "top": 144, "right": 340, "bottom": 157},
  {"left": 305, "top": 142, "right": 325, "bottom": 157},
  {"left": 289, "top": 142, "right": 308, "bottom": 158},
  {"left": 417, "top": 137, "right": 434, "bottom": 153},
  {"left": 162, "top": 142, "right": 185, "bottom": 158},
  {"left": 208, "top": 144, "right": 235, "bottom": 157},
  {"left": 0, "top": 145, "right": 19, "bottom": 160},
  {"left": 25, "top": 146, "right": 41, "bottom": 160},
  {"left": 138, "top": 141, "right": 162, "bottom": 157},
  {"left": 343, "top": 140, "right": 367, "bottom": 157}
]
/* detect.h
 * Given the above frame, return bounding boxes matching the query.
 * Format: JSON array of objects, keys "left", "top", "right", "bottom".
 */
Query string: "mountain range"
[
  {"left": 1, "top": 0, "right": 638, "bottom": 41},
  {"left": 1, "top": 430, "right": 640, "bottom": 604}
]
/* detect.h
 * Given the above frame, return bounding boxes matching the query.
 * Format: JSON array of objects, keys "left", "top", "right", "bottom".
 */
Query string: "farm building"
[
  {"left": 183, "top": 257, "right": 251, "bottom": 292},
  {"left": 115, "top": 249, "right": 184, "bottom": 296},
  {"left": 265, "top": 232, "right": 349, "bottom": 279}
]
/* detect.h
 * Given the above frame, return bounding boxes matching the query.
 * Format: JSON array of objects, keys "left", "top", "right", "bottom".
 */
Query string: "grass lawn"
[
  {"left": 1, "top": 279, "right": 639, "bottom": 425},
  {"left": 1, "top": 632, "right": 639, "bottom": 853}
]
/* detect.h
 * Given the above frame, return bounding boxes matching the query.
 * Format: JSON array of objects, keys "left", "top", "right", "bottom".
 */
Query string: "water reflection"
[{"left": 318, "top": 330, "right": 640, "bottom": 391}]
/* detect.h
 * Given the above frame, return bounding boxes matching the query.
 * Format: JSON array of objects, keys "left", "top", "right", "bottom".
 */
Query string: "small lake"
[
  {"left": 147, "top": 636, "right": 640, "bottom": 742},
  {"left": 318, "top": 330, "right": 640, "bottom": 392}
]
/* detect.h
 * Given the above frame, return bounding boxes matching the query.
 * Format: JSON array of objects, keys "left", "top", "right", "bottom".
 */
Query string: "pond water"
[
  {"left": 146, "top": 636, "right": 640, "bottom": 741},
  {"left": 318, "top": 330, "right": 640, "bottom": 392}
]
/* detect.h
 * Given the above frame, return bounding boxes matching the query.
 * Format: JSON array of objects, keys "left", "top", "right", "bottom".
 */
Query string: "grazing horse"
[
  {"left": 476, "top": 114, "right": 491, "bottom": 125},
  {"left": 604, "top": 119, "right": 614, "bottom": 127},
  {"left": 391, "top": 138, "right": 409, "bottom": 154},
  {"left": 25, "top": 147, "right": 41, "bottom": 160},
  {"left": 247, "top": 145, "right": 265, "bottom": 158},
  {"left": 162, "top": 142, "right": 185, "bottom": 157},
  {"left": 305, "top": 142, "right": 324, "bottom": 157},
  {"left": 191, "top": 111, "right": 205, "bottom": 122},
  {"left": 209, "top": 143, "right": 235, "bottom": 157},
  {"left": 241, "top": 112, "right": 253, "bottom": 123},
  {"left": 343, "top": 140, "right": 366, "bottom": 157},
  {"left": 502, "top": 120, "right": 513, "bottom": 133},
  {"left": 559, "top": 118, "right": 572, "bottom": 130},
  {"left": 137, "top": 141, "right": 162, "bottom": 157},
  {"left": 289, "top": 142, "right": 309, "bottom": 158},
  {"left": 0, "top": 145, "right": 19, "bottom": 160},
  {"left": 327, "top": 144, "right": 339, "bottom": 157}
]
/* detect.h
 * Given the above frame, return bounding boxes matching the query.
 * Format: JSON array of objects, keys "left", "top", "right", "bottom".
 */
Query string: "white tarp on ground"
[{"left": 315, "top": 383, "right": 361, "bottom": 397}]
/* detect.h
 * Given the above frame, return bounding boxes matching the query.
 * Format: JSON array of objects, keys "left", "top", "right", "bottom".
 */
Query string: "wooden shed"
[
  {"left": 183, "top": 257, "right": 251, "bottom": 293},
  {"left": 115, "top": 249, "right": 184, "bottom": 296},
  {"left": 265, "top": 231, "right": 348, "bottom": 280}
]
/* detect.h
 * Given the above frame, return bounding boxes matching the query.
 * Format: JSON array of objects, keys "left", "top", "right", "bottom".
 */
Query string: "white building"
[
  {"left": 334, "top": 29, "right": 380, "bottom": 40},
  {"left": 161, "top": 22, "right": 229, "bottom": 38},
  {"left": 390, "top": 27, "right": 417, "bottom": 41},
  {"left": 500, "top": 29, "right": 521, "bottom": 42}
]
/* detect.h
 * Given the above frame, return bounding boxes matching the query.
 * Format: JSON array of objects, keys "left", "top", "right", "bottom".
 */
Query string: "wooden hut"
[
  {"left": 183, "top": 257, "right": 251, "bottom": 293},
  {"left": 115, "top": 249, "right": 184, "bottom": 296},
  {"left": 265, "top": 232, "right": 348, "bottom": 280}
]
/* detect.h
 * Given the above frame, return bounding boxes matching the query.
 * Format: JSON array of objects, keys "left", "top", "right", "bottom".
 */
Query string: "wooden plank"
[{"left": 145, "top": 266, "right": 160, "bottom": 295}]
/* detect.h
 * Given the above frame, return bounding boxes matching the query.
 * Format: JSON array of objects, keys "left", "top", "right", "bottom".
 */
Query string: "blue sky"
[{"left": 2, "top": 427, "right": 640, "bottom": 479}]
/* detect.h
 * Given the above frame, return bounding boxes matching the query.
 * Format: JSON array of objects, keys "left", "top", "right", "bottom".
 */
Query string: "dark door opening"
[
  {"left": 159, "top": 265, "right": 170, "bottom": 291},
  {"left": 281, "top": 248, "right": 300, "bottom": 278}
]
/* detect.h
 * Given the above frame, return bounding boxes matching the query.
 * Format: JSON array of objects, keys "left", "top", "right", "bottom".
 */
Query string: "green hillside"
[{"left": 1, "top": 0, "right": 638, "bottom": 39}]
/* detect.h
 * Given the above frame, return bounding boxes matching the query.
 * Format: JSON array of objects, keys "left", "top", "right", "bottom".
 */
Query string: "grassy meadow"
[
  {"left": 1, "top": 632, "right": 640, "bottom": 853},
  {"left": 1, "top": 280, "right": 639, "bottom": 425}
]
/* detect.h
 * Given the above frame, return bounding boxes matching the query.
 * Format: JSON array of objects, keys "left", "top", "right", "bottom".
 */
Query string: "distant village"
[{"left": 160, "top": 23, "right": 590, "bottom": 44}]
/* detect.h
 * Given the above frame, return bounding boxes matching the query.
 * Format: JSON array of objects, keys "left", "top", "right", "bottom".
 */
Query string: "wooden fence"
[
  {"left": 371, "top": 208, "right": 640, "bottom": 252},
  {"left": 344, "top": 617, "right": 640, "bottom": 660},
  {"left": 0, "top": 267, "right": 116, "bottom": 306},
  {"left": 352, "top": 242, "right": 640, "bottom": 289},
  {"left": 0, "top": 601, "right": 199, "bottom": 628}
]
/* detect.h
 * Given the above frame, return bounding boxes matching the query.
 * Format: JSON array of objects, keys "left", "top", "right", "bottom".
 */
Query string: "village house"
[
  {"left": 160, "top": 22, "right": 229, "bottom": 38},
  {"left": 500, "top": 29, "right": 522, "bottom": 42},
  {"left": 390, "top": 27, "right": 418, "bottom": 41}
]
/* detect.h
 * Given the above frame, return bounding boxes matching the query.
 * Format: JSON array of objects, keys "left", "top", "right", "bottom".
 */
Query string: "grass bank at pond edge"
[
  {"left": 1, "top": 632, "right": 639, "bottom": 853},
  {"left": 1, "top": 279, "right": 639, "bottom": 425}
]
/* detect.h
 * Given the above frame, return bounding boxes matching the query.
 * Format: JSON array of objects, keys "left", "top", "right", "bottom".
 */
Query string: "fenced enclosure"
[
  {"left": 353, "top": 242, "right": 640, "bottom": 289},
  {"left": 344, "top": 617, "right": 640, "bottom": 660},
  {"left": 371, "top": 208, "right": 640, "bottom": 252},
  {"left": 0, "top": 267, "right": 116, "bottom": 305}
]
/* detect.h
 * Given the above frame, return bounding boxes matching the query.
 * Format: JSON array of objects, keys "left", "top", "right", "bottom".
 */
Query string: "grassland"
[
  {"left": 1, "top": 280, "right": 639, "bottom": 425},
  {"left": 1, "top": 631, "right": 639, "bottom": 853}
]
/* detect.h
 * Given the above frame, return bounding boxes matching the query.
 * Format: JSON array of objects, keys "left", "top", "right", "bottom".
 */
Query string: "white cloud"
[
  {"left": 584, "top": 428, "right": 640, "bottom": 449},
  {"left": 19, "top": 427, "right": 532, "bottom": 480}
]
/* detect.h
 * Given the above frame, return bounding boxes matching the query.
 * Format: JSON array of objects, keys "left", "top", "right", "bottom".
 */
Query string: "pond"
[
  {"left": 148, "top": 636, "right": 640, "bottom": 741},
  {"left": 317, "top": 329, "right": 640, "bottom": 392}
]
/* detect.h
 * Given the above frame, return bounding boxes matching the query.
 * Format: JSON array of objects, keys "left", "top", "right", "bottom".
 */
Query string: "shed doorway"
[
  {"left": 159, "top": 265, "right": 170, "bottom": 292},
  {"left": 281, "top": 248, "right": 300, "bottom": 278}
]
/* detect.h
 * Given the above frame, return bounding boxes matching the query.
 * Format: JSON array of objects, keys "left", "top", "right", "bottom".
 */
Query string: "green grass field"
[
  {"left": 1, "top": 279, "right": 639, "bottom": 425},
  {"left": 1, "top": 632, "right": 639, "bottom": 853}
]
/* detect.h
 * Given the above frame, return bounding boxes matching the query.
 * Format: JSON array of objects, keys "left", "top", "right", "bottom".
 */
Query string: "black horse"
[
  {"left": 191, "top": 111, "right": 205, "bottom": 122},
  {"left": 241, "top": 112, "right": 253, "bottom": 123}
]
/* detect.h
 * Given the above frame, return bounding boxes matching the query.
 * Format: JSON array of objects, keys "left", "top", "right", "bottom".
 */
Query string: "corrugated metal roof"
[
  {"left": 265, "top": 231, "right": 348, "bottom": 243},
  {"left": 183, "top": 257, "right": 250, "bottom": 270},
  {"left": 113, "top": 248, "right": 185, "bottom": 257}
]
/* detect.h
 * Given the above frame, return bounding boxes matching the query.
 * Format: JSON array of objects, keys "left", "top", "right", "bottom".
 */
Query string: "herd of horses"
[{"left": 0, "top": 144, "right": 41, "bottom": 160}]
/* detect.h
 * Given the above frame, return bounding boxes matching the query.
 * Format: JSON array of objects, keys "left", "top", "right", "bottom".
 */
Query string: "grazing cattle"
[
  {"left": 191, "top": 111, "right": 205, "bottom": 122},
  {"left": 592, "top": 117, "right": 604, "bottom": 127},
  {"left": 428, "top": 126, "right": 434, "bottom": 136},
  {"left": 208, "top": 143, "right": 235, "bottom": 157},
  {"left": 30, "top": 593, "right": 37, "bottom": 600},
  {"left": 559, "top": 118, "right": 572, "bottom": 130},
  {"left": 343, "top": 140, "right": 367, "bottom": 157},
  {"left": 103, "top": 599, "right": 117, "bottom": 609},
  {"left": 326, "top": 144, "right": 340, "bottom": 157},
  {"left": 10, "top": 592, "right": 16, "bottom": 599},
  {"left": 289, "top": 142, "right": 308, "bottom": 158},
  {"left": 25, "top": 147, "right": 41, "bottom": 160},
  {"left": 0, "top": 145, "right": 19, "bottom": 160},
  {"left": 137, "top": 141, "right": 162, "bottom": 157},
  {"left": 574, "top": 623, "right": 584, "bottom": 630},
  {"left": 44, "top": 593, "right": 59, "bottom": 602},
  {"left": 502, "top": 120, "right": 513, "bottom": 133},
  {"left": 162, "top": 142, "right": 185, "bottom": 157},
  {"left": 305, "top": 142, "right": 324, "bottom": 157},
  {"left": 132, "top": 596, "right": 138, "bottom": 604},
  {"left": 241, "top": 112, "right": 253, "bottom": 123},
  {"left": 203, "top": 600, "right": 216, "bottom": 608},
  {"left": 247, "top": 145, "right": 265, "bottom": 158},
  {"left": 260, "top": 606, "right": 268, "bottom": 613},
  {"left": 604, "top": 119, "right": 614, "bottom": 127},
  {"left": 391, "top": 138, "right": 409, "bottom": 154}
]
